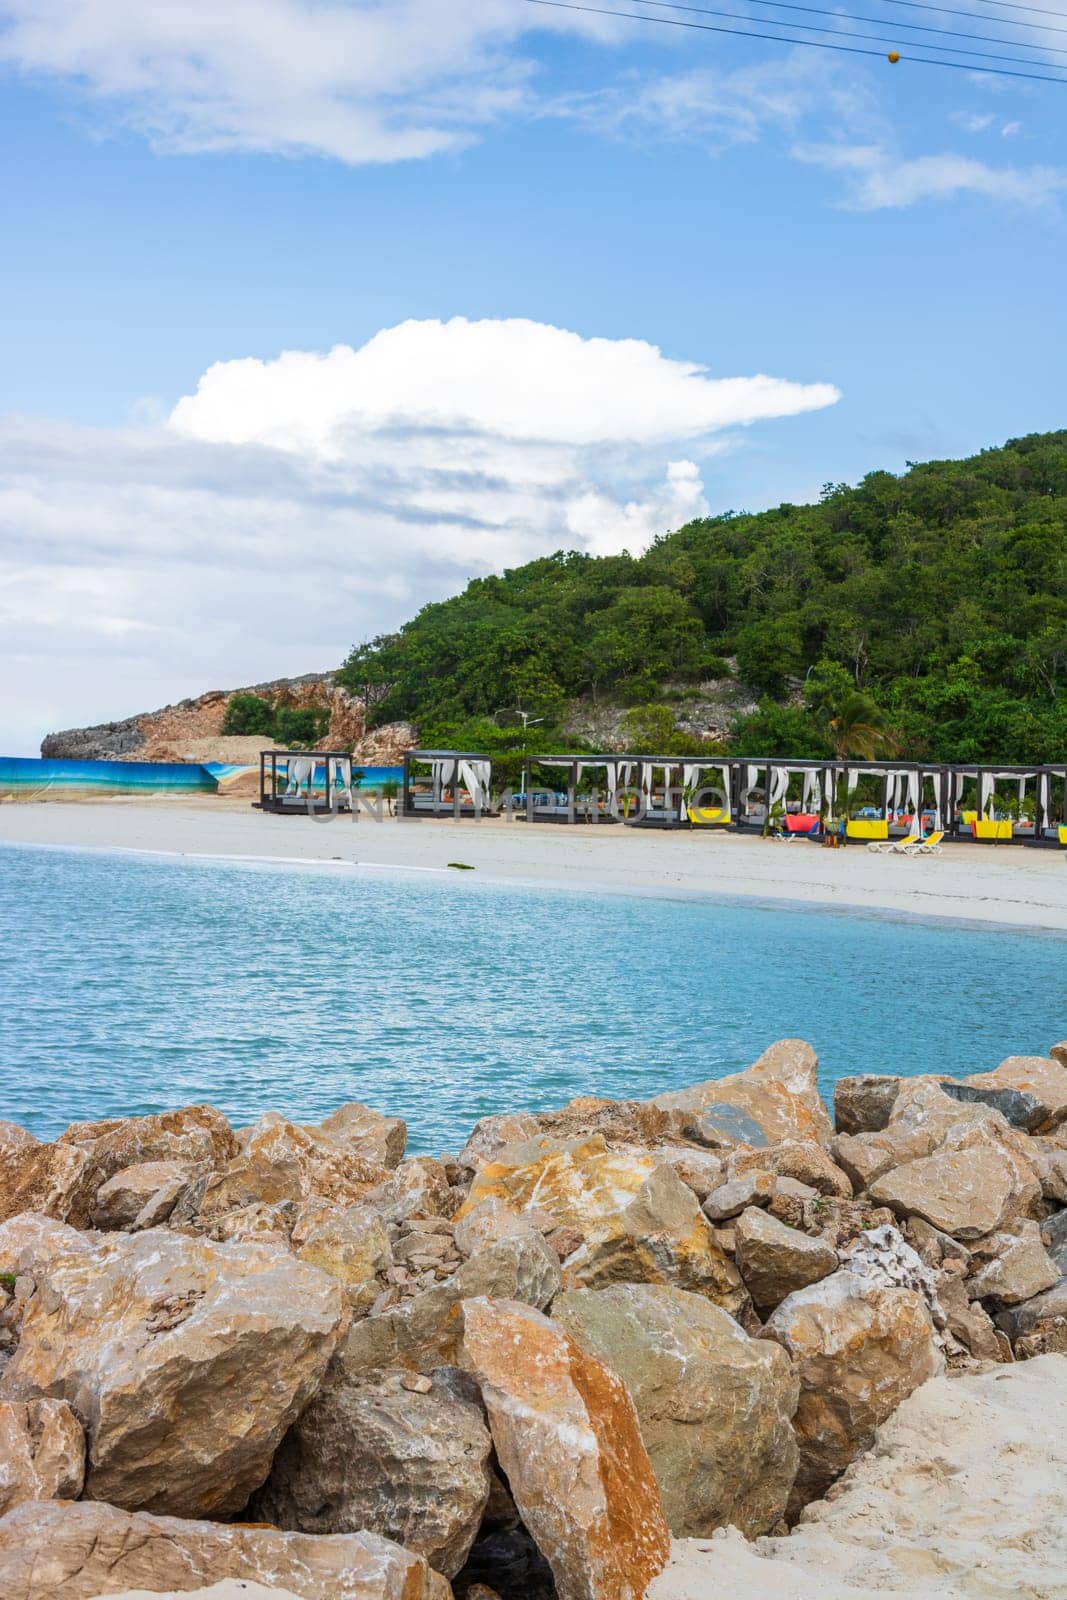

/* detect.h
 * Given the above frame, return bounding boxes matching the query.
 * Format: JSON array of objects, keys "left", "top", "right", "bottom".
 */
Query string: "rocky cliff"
[{"left": 41, "top": 675, "right": 415, "bottom": 767}]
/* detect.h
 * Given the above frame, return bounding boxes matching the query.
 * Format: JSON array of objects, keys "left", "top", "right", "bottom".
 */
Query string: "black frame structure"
[
  {"left": 257, "top": 749, "right": 355, "bottom": 814},
  {"left": 401, "top": 749, "right": 495, "bottom": 818}
]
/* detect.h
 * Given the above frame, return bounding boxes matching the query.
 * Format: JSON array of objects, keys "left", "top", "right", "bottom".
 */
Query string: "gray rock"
[
  {"left": 940, "top": 1080, "right": 1048, "bottom": 1134},
  {"left": 703, "top": 1171, "right": 776, "bottom": 1222},
  {"left": 1045, "top": 1209, "right": 1067, "bottom": 1275},
  {"left": 254, "top": 1368, "right": 492, "bottom": 1577},
  {"left": 733, "top": 1207, "right": 838, "bottom": 1310},
  {"left": 553, "top": 1283, "right": 799, "bottom": 1539},
  {"left": 967, "top": 1221, "right": 1060, "bottom": 1305}
]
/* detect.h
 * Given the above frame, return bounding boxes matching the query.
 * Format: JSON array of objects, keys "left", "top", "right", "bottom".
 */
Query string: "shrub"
[{"left": 222, "top": 693, "right": 276, "bottom": 737}]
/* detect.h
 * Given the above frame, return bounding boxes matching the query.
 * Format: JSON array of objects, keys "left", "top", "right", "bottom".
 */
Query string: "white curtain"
[{"left": 457, "top": 759, "right": 491, "bottom": 808}]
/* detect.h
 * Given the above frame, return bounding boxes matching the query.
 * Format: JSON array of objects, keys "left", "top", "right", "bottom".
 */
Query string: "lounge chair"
[
  {"left": 867, "top": 834, "right": 921, "bottom": 854},
  {"left": 903, "top": 830, "right": 945, "bottom": 855}
]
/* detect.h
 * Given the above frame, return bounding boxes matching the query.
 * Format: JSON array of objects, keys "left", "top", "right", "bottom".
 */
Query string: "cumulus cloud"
[{"left": 0, "top": 317, "right": 839, "bottom": 751}]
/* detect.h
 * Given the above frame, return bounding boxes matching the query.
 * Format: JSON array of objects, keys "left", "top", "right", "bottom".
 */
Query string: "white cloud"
[
  {"left": 0, "top": 317, "right": 839, "bottom": 751},
  {"left": 793, "top": 142, "right": 1067, "bottom": 209},
  {"left": 0, "top": 0, "right": 607, "bottom": 164}
]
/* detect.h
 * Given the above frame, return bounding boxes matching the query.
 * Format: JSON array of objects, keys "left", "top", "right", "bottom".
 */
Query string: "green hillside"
[{"left": 339, "top": 431, "right": 1067, "bottom": 765}]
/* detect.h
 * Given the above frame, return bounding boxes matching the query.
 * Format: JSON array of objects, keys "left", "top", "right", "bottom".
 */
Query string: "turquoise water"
[{"left": 2, "top": 842, "right": 1065, "bottom": 1153}]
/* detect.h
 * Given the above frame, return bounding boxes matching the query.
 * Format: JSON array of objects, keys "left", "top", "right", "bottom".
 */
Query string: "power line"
[
  {"left": 525, "top": 0, "right": 1067, "bottom": 81},
  {"left": 636, "top": 0, "right": 1067, "bottom": 62},
  {"left": 874, "top": 0, "right": 1067, "bottom": 40},
  {"left": 971, "top": 0, "right": 1067, "bottom": 21}
]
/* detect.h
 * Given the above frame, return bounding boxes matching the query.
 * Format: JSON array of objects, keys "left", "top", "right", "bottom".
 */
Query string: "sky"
[{"left": 2, "top": 0, "right": 1066, "bottom": 753}]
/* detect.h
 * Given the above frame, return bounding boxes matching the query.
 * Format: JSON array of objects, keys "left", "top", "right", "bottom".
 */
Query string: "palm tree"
[{"left": 818, "top": 691, "right": 899, "bottom": 761}]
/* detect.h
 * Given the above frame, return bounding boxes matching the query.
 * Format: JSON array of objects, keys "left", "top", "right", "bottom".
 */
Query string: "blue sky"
[{"left": 2, "top": 1, "right": 1066, "bottom": 751}]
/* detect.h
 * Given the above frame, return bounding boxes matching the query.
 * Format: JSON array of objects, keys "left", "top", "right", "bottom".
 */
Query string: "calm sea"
[{"left": 2, "top": 842, "right": 1064, "bottom": 1152}]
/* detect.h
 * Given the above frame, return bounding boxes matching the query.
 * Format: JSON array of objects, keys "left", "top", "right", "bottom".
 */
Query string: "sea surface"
[{"left": 2, "top": 842, "right": 1065, "bottom": 1152}]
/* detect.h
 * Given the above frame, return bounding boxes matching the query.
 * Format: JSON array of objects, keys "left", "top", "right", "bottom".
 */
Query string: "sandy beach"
[{"left": 2, "top": 796, "right": 1065, "bottom": 931}]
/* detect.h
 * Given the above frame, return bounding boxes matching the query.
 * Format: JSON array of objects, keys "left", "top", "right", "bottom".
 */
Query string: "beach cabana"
[
  {"left": 257, "top": 750, "right": 354, "bottom": 814},
  {"left": 401, "top": 750, "right": 493, "bottom": 818},
  {"left": 519, "top": 756, "right": 630, "bottom": 822}
]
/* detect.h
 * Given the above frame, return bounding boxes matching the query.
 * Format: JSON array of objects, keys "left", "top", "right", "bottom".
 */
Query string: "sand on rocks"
[{"left": 650, "top": 1354, "right": 1067, "bottom": 1600}]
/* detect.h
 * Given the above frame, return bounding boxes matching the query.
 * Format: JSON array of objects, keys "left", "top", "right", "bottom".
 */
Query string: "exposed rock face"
[
  {"left": 255, "top": 1368, "right": 492, "bottom": 1577},
  {"left": 460, "top": 1296, "right": 671, "bottom": 1600},
  {"left": 41, "top": 673, "right": 414, "bottom": 769},
  {"left": 460, "top": 1136, "right": 745, "bottom": 1315},
  {"left": 869, "top": 1124, "right": 1039, "bottom": 1238},
  {"left": 0, "top": 1230, "right": 347, "bottom": 1517},
  {"left": 0, "top": 1128, "right": 96, "bottom": 1228},
  {"left": 456, "top": 1114, "right": 542, "bottom": 1171},
  {"left": 292, "top": 1202, "right": 393, "bottom": 1312},
  {"left": 338, "top": 1230, "right": 560, "bottom": 1376},
  {"left": 553, "top": 1284, "right": 799, "bottom": 1538},
  {"left": 961, "top": 1055, "right": 1067, "bottom": 1134},
  {"left": 967, "top": 1220, "right": 1060, "bottom": 1305},
  {"left": 0, "top": 1499, "right": 450, "bottom": 1600},
  {"left": 60, "top": 1106, "right": 238, "bottom": 1183},
  {"left": 651, "top": 1040, "right": 833, "bottom": 1149},
  {"left": 196, "top": 1112, "right": 387, "bottom": 1221},
  {"left": 832, "top": 1075, "right": 903, "bottom": 1136},
  {"left": 0, "top": 1212, "right": 90, "bottom": 1274},
  {"left": 0, "top": 1399, "right": 85, "bottom": 1515},
  {"left": 91, "top": 1161, "right": 205, "bottom": 1231},
  {"left": 310, "top": 1103, "right": 407, "bottom": 1169},
  {"left": 733, "top": 1207, "right": 838, "bottom": 1311},
  {"left": 764, "top": 1268, "right": 942, "bottom": 1511}
]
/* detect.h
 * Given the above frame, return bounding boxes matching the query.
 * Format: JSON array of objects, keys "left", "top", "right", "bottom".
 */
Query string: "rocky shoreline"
[{"left": 1, "top": 1042, "right": 1066, "bottom": 1599}]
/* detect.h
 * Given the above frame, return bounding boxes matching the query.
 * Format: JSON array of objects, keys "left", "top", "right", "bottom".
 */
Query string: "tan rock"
[
  {"left": 0, "top": 1498, "right": 450, "bottom": 1600},
  {"left": 0, "top": 1229, "right": 346, "bottom": 1517},
  {"left": 254, "top": 1368, "right": 492, "bottom": 1577},
  {"left": 293, "top": 1202, "right": 392, "bottom": 1311},
  {"left": 308, "top": 1102, "right": 407, "bottom": 1168},
  {"left": 729, "top": 1140, "right": 852, "bottom": 1199},
  {"left": 198, "top": 1112, "right": 386, "bottom": 1220},
  {"left": 61, "top": 1106, "right": 237, "bottom": 1188},
  {"left": 869, "top": 1123, "right": 1040, "bottom": 1239},
  {"left": 935, "top": 1268, "right": 1006, "bottom": 1363},
  {"left": 963, "top": 1055, "right": 1067, "bottom": 1133},
  {"left": 0, "top": 1399, "right": 85, "bottom": 1514},
  {"left": 0, "top": 1212, "right": 90, "bottom": 1274},
  {"left": 651, "top": 1040, "right": 833, "bottom": 1149},
  {"left": 453, "top": 1196, "right": 547, "bottom": 1256},
  {"left": 460, "top": 1296, "right": 671, "bottom": 1600},
  {"left": 369, "top": 1156, "right": 454, "bottom": 1222},
  {"left": 0, "top": 1127, "right": 97, "bottom": 1228},
  {"left": 967, "top": 1220, "right": 1060, "bottom": 1305},
  {"left": 456, "top": 1113, "right": 542, "bottom": 1170},
  {"left": 702, "top": 1171, "right": 776, "bottom": 1222},
  {"left": 460, "top": 1136, "right": 746, "bottom": 1315},
  {"left": 90, "top": 1587, "right": 304, "bottom": 1600},
  {"left": 734, "top": 1207, "right": 838, "bottom": 1310},
  {"left": 649, "top": 1147, "right": 724, "bottom": 1202},
  {"left": 764, "top": 1268, "right": 942, "bottom": 1510},
  {"left": 91, "top": 1160, "right": 205, "bottom": 1230},
  {"left": 553, "top": 1284, "right": 799, "bottom": 1538}
]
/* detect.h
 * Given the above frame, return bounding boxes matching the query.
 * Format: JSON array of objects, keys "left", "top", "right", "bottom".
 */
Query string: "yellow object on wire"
[{"left": 888, "top": 48, "right": 900, "bottom": 59}]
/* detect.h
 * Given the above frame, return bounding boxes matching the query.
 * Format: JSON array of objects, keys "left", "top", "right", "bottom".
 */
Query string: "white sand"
[
  {"left": 1, "top": 797, "right": 1065, "bottom": 931},
  {"left": 652, "top": 1355, "right": 1067, "bottom": 1600}
]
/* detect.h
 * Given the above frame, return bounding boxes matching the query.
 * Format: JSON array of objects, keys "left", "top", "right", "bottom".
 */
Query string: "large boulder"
[
  {"left": 651, "top": 1040, "right": 833, "bottom": 1149},
  {"left": 0, "top": 1399, "right": 85, "bottom": 1515},
  {"left": 0, "top": 1128, "right": 96, "bottom": 1228},
  {"left": 832, "top": 1075, "right": 903, "bottom": 1136},
  {"left": 967, "top": 1220, "right": 1060, "bottom": 1305},
  {"left": 460, "top": 1297, "right": 671, "bottom": 1600},
  {"left": 553, "top": 1284, "right": 799, "bottom": 1538},
  {"left": 91, "top": 1161, "right": 206, "bottom": 1231},
  {"left": 996, "top": 1278, "right": 1067, "bottom": 1356},
  {"left": 458, "top": 1135, "right": 745, "bottom": 1315},
  {"left": 254, "top": 1368, "right": 491, "bottom": 1577},
  {"left": 764, "top": 1268, "right": 942, "bottom": 1511},
  {"left": 733, "top": 1207, "right": 838, "bottom": 1312},
  {"left": 869, "top": 1122, "right": 1040, "bottom": 1239},
  {"left": 59, "top": 1106, "right": 237, "bottom": 1179},
  {"left": 0, "top": 1213, "right": 90, "bottom": 1274},
  {"left": 196, "top": 1112, "right": 387, "bottom": 1220},
  {"left": 0, "top": 1229, "right": 346, "bottom": 1517},
  {"left": 960, "top": 1055, "right": 1067, "bottom": 1134},
  {"left": 0, "top": 1499, "right": 450, "bottom": 1600},
  {"left": 292, "top": 1202, "right": 392, "bottom": 1312},
  {"left": 306, "top": 1103, "right": 407, "bottom": 1169}
]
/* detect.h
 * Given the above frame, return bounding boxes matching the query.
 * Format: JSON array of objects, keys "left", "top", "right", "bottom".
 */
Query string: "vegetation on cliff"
[{"left": 339, "top": 431, "right": 1067, "bottom": 762}]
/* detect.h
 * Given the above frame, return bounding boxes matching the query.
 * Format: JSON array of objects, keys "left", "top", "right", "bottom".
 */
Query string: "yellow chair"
[
  {"left": 847, "top": 819, "right": 888, "bottom": 840},
  {"left": 688, "top": 806, "right": 730, "bottom": 826},
  {"left": 903, "top": 831, "right": 945, "bottom": 855},
  {"left": 867, "top": 833, "right": 921, "bottom": 854},
  {"left": 1058, "top": 825, "right": 1067, "bottom": 847}
]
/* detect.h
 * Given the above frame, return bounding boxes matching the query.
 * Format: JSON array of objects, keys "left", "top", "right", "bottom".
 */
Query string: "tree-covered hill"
[{"left": 339, "top": 431, "right": 1067, "bottom": 764}]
